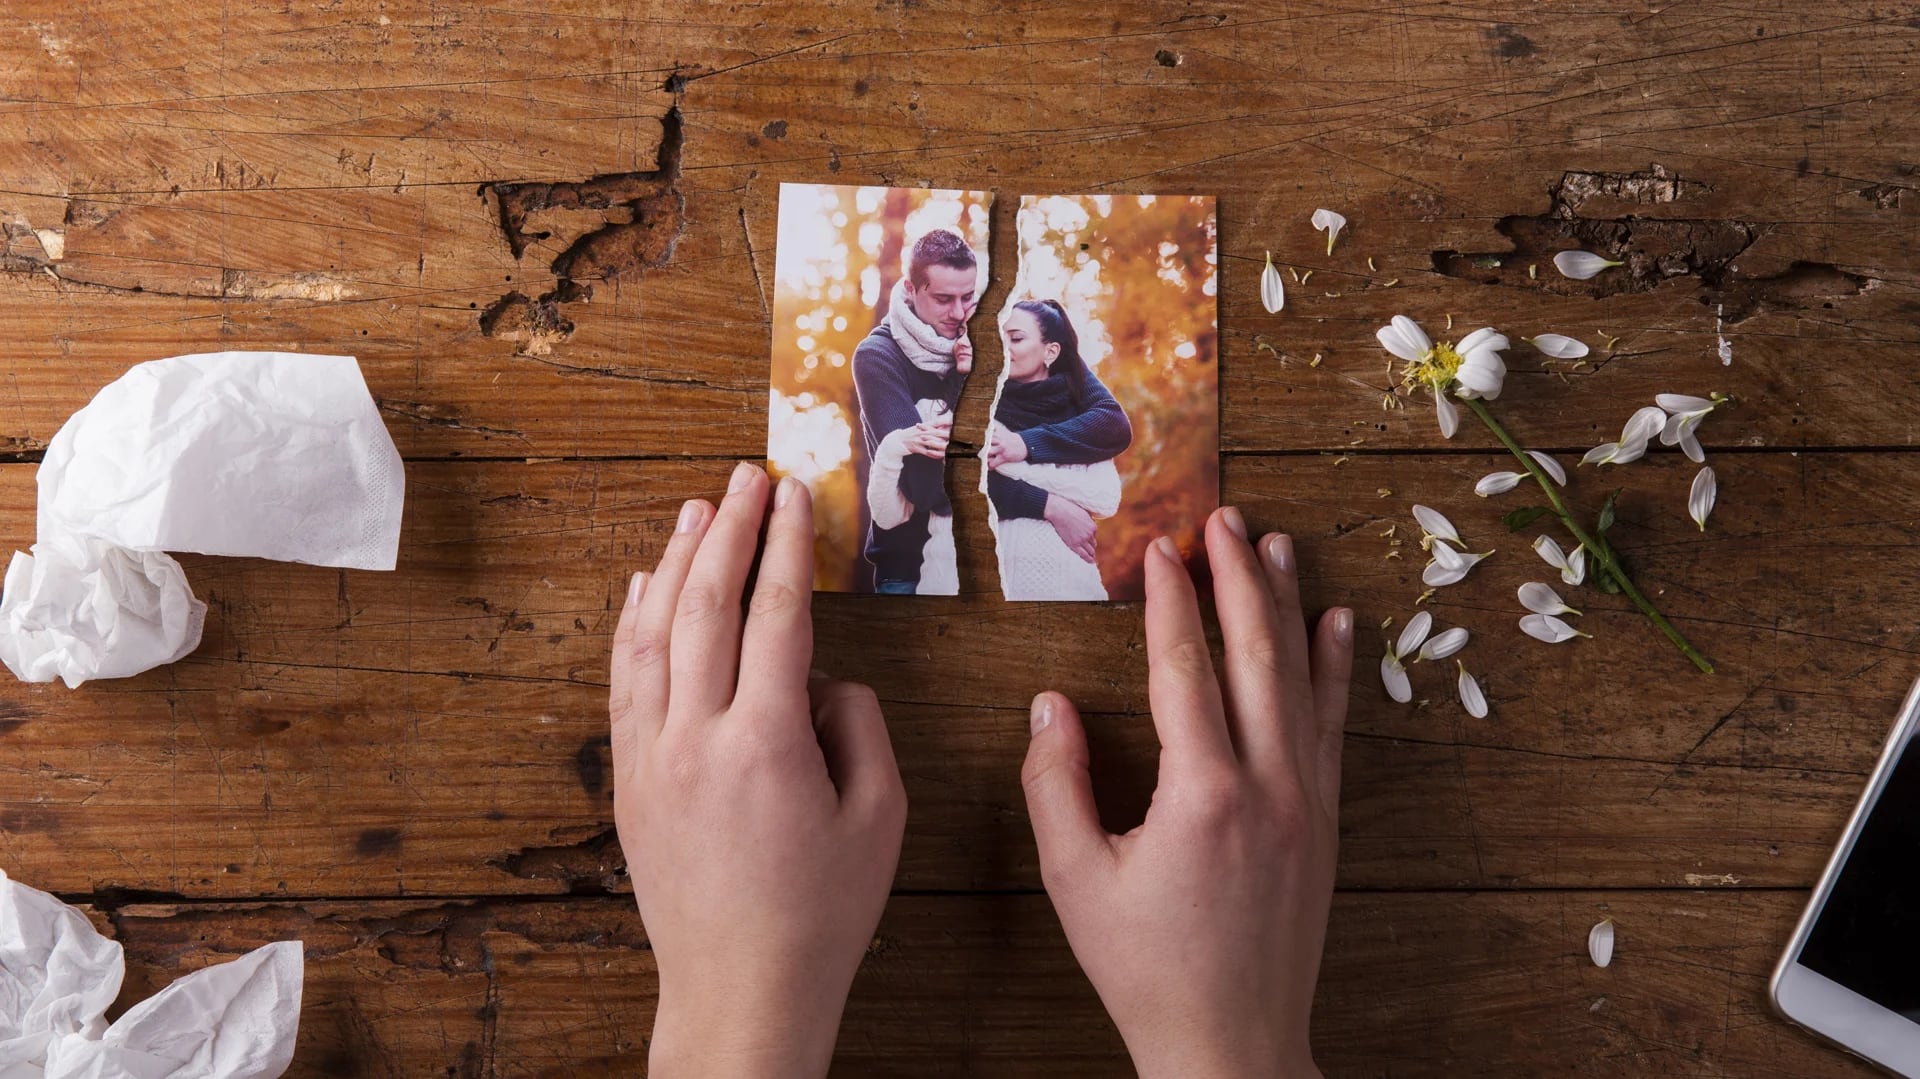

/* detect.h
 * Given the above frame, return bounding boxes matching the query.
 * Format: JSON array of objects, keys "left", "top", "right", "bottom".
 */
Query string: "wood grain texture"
[{"left": 4, "top": 0, "right": 1917, "bottom": 1073}]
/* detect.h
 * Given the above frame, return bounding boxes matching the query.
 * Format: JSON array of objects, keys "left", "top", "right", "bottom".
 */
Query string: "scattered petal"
[
  {"left": 1690, "top": 466, "right": 1717, "bottom": 531},
  {"left": 1622, "top": 405, "right": 1668, "bottom": 446},
  {"left": 1413, "top": 505, "right": 1462, "bottom": 548},
  {"left": 1457, "top": 661, "right": 1488, "bottom": 718},
  {"left": 1476, "top": 471, "right": 1524, "bottom": 496},
  {"left": 1419, "top": 627, "right": 1469, "bottom": 661},
  {"left": 1554, "top": 250, "right": 1624, "bottom": 280},
  {"left": 1657, "top": 393, "right": 1714, "bottom": 414},
  {"left": 1435, "top": 392, "right": 1459, "bottom": 438},
  {"left": 1521, "top": 613, "right": 1589, "bottom": 643},
  {"left": 1533, "top": 535, "right": 1587, "bottom": 586},
  {"left": 1580, "top": 441, "right": 1623, "bottom": 467},
  {"left": 1395, "top": 610, "right": 1434, "bottom": 659},
  {"left": 1527, "top": 450, "right": 1567, "bottom": 486},
  {"left": 1261, "top": 251, "right": 1285, "bottom": 314},
  {"left": 1564, "top": 545, "right": 1587, "bottom": 587},
  {"left": 1589, "top": 919, "right": 1615, "bottom": 968},
  {"left": 1676, "top": 421, "right": 1705, "bottom": 463},
  {"left": 1528, "top": 333, "right": 1590, "bottom": 359},
  {"left": 1423, "top": 546, "right": 1490, "bottom": 588},
  {"left": 1311, "top": 208, "right": 1348, "bottom": 256},
  {"left": 1518, "top": 582, "right": 1581, "bottom": 617},
  {"left": 1381, "top": 654, "right": 1412, "bottom": 703},
  {"left": 1456, "top": 327, "right": 1510, "bottom": 355}
]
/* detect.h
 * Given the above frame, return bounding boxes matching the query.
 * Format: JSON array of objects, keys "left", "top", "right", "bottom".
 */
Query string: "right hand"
[
  {"left": 1042, "top": 494, "right": 1098, "bottom": 564},
  {"left": 1020, "top": 507, "right": 1356, "bottom": 1079}
]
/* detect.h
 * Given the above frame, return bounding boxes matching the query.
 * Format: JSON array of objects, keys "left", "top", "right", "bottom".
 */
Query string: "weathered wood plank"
[
  {"left": 0, "top": 450, "right": 1900, "bottom": 895},
  {"left": 93, "top": 891, "right": 1869, "bottom": 1077},
  {"left": 0, "top": 4, "right": 1913, "bottom": 457}
]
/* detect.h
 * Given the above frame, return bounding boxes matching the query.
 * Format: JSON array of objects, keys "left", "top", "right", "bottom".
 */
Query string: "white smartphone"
[{"left": 1771, "top": 671, "right": 1920, "bottom": 1075}]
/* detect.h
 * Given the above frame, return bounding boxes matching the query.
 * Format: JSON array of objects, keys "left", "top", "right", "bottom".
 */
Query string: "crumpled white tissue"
[
  {"left": 0, "top": 352, "right": 404, "bottom": 688},
  {"left": 0, "top": 870, "right": 302, "bottom": 1079}
]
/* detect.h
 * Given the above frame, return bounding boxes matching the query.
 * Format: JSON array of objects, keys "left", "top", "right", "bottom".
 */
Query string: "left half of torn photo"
[{"left": 767, "top": 183, "right": 993, "bottom": 594}]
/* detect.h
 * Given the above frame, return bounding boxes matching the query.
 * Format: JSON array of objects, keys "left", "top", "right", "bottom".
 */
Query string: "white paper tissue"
[
  {"left": 0, "top": 352, "right": 405, "bottom": 688},
  {"left": 0, "top": 870, "right": 302, "bottom": 1079}
]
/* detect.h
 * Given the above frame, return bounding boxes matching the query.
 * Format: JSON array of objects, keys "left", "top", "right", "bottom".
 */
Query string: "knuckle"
[
  {"left": 1159, "top": 637, "right": 1216, "bottom": 680},
  {"left": 1234, "top": 634, "right": 1284, "bottom": 674},
  {"left": 674, "top": 580, "right": 732, "bottom": 627},
  {"left": 629, "top": 626, "right": 671, "bottom": 668},
  {"left": 749, "top": 580, "right": 805, "bottom": 621}
]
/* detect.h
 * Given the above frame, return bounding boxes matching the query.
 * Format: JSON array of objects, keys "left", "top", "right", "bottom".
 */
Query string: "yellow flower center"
[{"left": 1400, "top": 341, "right": 1464, "bottom": 392}]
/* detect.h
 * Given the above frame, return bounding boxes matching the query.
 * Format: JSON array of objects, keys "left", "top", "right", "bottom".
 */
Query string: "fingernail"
[
  {"left": 625, "top": 571, "right": 647, "bottom": 608},
  {"left": 1029, "top": 695, "right": 1053, "bottom": 735},
  {"left": 1153, "top": 536, "right": 1180, "bottom": 562},
  {"left": 1334, "top": 608, "right": 1354, "bottom": 644},
  {"left": 728, "top": 461, "right": 759, "bottom": 493},
  {"left": 1267, "top": 534, "right": 1295, "bottom": 573},
  {"left": 775, "top": 475, "right": 799, "bottom": 509},
  {"left": 676, "top": 500, "right": 702, "bottom": 533},
  {"left": 1221, "top": 506, "right": 1248, "bottom": 541}
]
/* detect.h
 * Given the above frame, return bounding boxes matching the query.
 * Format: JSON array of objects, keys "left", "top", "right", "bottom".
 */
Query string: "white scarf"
[{"left": 883, "top": 279, "right": 961, "bottom": 374}]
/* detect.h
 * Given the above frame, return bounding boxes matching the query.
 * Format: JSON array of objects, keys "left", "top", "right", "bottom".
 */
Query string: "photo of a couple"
[{"left": 767, "top": 184, "right": 1216, "bottom": 601}]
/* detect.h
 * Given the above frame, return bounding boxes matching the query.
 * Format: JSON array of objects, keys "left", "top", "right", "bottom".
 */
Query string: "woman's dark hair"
[{"left": 1012, "top": 298, "right": 1090, "bottom": 412}]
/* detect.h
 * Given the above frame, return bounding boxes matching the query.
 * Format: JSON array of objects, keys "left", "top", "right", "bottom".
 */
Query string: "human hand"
[
  {"left": 1020, "top": 508, "right": 1355, "bottom": 1079},
  {"left": 985, "top": 422, "right": 1030, "bottom": 469},
  {"left": 1042, "top": 493, "right": 1098, "bottom": 564},
  {"left": 883, "top": 419, "right": 950, "bottom": 461},
  {"left": 610, "top": 462, "right": 908, "bottom": 1079}
]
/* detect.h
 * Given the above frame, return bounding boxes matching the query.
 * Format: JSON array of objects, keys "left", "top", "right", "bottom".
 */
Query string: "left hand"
[
  {"left": 985, "top": 421, "right": 1030, "bottom": 469},
  {"left": 610, "top": 463, "right": 908, "bottom": 1078}
]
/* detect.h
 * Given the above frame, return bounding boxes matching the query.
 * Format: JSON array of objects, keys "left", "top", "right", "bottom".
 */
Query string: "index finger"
[
  {"left": 738, "top": 476, "right": 816, "bottom": 711},
  {"left": 1144, "top": 536, "right": 1234, "bottom": 769}
]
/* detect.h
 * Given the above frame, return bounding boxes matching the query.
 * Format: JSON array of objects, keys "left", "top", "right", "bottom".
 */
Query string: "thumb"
[{"left": 1021, "top": 692, "right": 1110, "bottom": 881}]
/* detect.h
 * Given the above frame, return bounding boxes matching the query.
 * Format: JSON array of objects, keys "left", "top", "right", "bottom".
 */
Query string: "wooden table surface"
[{"left": 3, "top": 1, "right": 1916, "bottom": 1074}]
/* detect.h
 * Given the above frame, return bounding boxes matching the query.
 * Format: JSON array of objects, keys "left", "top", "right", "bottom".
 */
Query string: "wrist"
[
  {"left": 649, "top": 981, "right": 845, "bottom": 1079},
  {"left": 1120, "top": 1021, "right": 1317, "bottom": 1079}
]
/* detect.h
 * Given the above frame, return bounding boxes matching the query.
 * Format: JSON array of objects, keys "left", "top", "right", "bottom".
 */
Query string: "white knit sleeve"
[
  {"left": 993, "top": 460, "right": 1122, "bottom": 519},
  {"left": 866, "top": 428, "right": 915, "bottom": 529}
]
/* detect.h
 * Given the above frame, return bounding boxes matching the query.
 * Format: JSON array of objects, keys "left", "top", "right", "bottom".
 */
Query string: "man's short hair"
[{"left": 907, "top": 228, "right": 977, "bottom": 289}]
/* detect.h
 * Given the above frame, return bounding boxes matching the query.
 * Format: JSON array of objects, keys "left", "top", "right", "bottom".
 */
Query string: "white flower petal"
[
  {"left": 1520, "top": 613, "right": 1586, "bottom": 644},
  {"left": 1457, "top": 662, "right": 1488, "bottom": 718},
  {"left": 1428, "top": 541, "right": 1466, "bottom": 570},
  {"left": 1435, "top": 392, "right": 1459, "bottom": 438},
  {"left": 1419, "top": 627, "right": 1469, "bottom": 661},
  {"left": 1580, "top": 442, "right": 1620, "bottom": 466},
  {"left": 1454, "top": 357, "right": 1504, "bottom": 396},
  {"left": 1261, "top": 251, "right": 1285, "bottom": 314},
  {"left": 1689, "top": 466, "right": 1717, "bottom": 531},
  {"left": 1395, "top": 610, "right": 1434, "bottom": 659},
  {"left": 1381, "top": 654, "right": 1412, "bottom": 703},
  {"left": 1657, "top": 393, "right": 1713, "bottom": 414},
  {"left": 1609, "top": 436, "right": 1650, "bottom": 465},
  {"left": 1533, "top": 534, "right": 1568, "bottom": 570},
  {"left": 1475, "top": 471, "right": 1524, "bottom": 496},
  {"left": 1589, "top": 919, "right": 1615, "bottom": 968},
  {"left": 1553, "top": 250, "right": 1623, "bottom": 280},
  {"left": 1456, "top": 327, "right": 1509, "bottom": 355},
  {"left": 1423, "top": 560, "right": 1471, "bottom": 588},
  {"left": 1413, "top": 505, "right": 1462, "bottom": 547},
  {"left": 1311, "top": 208, "right": 1347, "bottom": 255},
  {"left": 1390, "top": 315, "right": 1431, "bottom": 357},
  {"left": 1679, "top": 422, "right": 1705, "bottom": 464},
  {"left": 1563, "top": 546, "right": 1587, "bottom": 587},
  {"left": 1622, "top": 406, "right": 1668, "bottom": 445},
  {"left": 1659, "top": 413, "right": 1686, "bottom": 446},
  {"left": 1518, "top": 582, "right": 1580, "bottom": 617},
  {"left": 1528, "top": 333, "right": 1590, "bottom": 359},
  {"left": 1527, "top": 450, "right": 1567, "bottom": 486}
]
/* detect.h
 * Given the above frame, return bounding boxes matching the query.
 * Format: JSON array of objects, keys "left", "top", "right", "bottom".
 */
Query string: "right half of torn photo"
[{"left": 981, "top": 194, "right": 1219, "bottom": 602}]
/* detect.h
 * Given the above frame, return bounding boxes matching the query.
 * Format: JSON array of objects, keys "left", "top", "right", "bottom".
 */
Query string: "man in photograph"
[{"left": 852, "top": 228, "right": 978, "bottom": 594}]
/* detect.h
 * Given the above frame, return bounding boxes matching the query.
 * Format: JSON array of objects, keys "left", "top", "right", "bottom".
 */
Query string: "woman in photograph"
[{"left": 984, "top": 299, "right": 1133, "bottom": 601}]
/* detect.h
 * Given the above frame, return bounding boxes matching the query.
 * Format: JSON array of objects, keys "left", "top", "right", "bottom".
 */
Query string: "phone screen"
[{"left": 1801, "top": 727, "right": 1920, "bottom": 1022}]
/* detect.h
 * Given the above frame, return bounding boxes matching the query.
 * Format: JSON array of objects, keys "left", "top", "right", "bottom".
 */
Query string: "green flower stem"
[{"left": 1462, "top": 397, "right": 1714, "bottom": 675}]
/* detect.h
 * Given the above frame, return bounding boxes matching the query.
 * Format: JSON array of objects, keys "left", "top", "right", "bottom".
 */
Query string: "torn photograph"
[
  {"left": 981, "top": 194, "right": 1218, "bottom": 602},
  {"left": 766, "top": 183, "right": 993, "bottom": 594}
]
